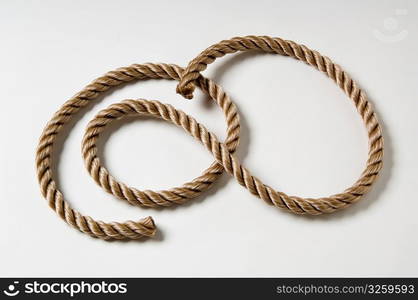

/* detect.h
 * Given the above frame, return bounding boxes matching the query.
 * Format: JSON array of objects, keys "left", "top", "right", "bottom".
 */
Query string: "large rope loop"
[{"left": 176, "top": 35, "right": 384, "bottom": 214}]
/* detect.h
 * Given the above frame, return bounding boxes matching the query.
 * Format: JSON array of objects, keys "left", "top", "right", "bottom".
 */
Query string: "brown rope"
[
  {"left": 36, "top": 63, "right": 240, "bottom": 240},
  {"left": 82, "top": 72, "right": 240, "bottom": 207},
  {"left": 36, "top": 35, "right": 384, "bottom": 241},
  {"left": 85, "top": 97, "right": 383, "bottom": 216},
  {"left": 176, "top": 35, "right": 384, "bottom": 214}
]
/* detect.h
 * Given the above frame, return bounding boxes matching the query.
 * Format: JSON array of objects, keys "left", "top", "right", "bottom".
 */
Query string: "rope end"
[{"left": 176, "top": 83, "right": 195, "bottom": 100}]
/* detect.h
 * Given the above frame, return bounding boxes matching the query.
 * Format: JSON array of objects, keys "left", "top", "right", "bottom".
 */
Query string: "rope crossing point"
[{"left": 36, "top": 35, "right": 384, "bottom": 241}]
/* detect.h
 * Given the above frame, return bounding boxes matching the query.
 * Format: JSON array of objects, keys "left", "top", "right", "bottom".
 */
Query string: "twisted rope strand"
[
  {"left": 36, "top": 36, "right": 384, "bottom": 241},
  {"left": 176, "top": 35, "right": 384, "bottom": 213},
  {"left": 36, "top": 63, "right": 240, "bottom": 240},
  {"left": 94, "top": 99, "right": 383, "bottom": 216},
  {"left": 82, "top": 75, "right": 240, "bottom": 208}
]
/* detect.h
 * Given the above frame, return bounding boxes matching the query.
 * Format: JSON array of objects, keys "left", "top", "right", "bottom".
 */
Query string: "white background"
[{"left": 1, "top": 0, "right": 417, "bottom": 277}]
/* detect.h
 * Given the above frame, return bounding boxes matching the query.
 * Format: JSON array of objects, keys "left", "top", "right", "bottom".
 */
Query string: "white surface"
[{"left": 1, "top": 0, "right": 417, "bottom": 277}]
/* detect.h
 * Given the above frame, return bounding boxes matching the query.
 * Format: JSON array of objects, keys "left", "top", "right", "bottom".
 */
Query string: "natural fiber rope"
[
  {"left": 36, "top": 35, "right": 384, "bottom": 241},
  {"left": 36, "top": 63, "right": 240, "bottom": 240},
  {"left": 85, "top": 97, "right": 383, "bottom": 215},
  {"left": 176, "top": 35, "right": 384, "bottom": 214},
  {"left": 81, "top": 71, "right": 240, "bottom": 207}
]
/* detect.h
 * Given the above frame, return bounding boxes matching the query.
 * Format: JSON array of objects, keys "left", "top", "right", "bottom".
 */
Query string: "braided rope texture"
[
  {"left": 36, "top": 63, "right": 240, "bottom": 240},
  {"left": 82, "top": 74, "right": 240, "bottom": 207},
  {"left": 87, "top": 97, "right": 383, "bottom": 215},
  {"left": 36, "top": 35, "right": 384, "bottom": 241},
  {"left": 176, "top": 35, "right": 383, "bottom": 214}
]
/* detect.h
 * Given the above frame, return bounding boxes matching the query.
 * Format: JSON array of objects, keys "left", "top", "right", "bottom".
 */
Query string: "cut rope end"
[
  {"left": 138, "top": 216, "right": 157, "bottom": 237},
  {"left": 176, "top": 83, "right": 195, "bottom": 100}
]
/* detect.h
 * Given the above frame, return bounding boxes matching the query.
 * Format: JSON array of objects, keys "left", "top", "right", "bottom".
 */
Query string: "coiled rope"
[
  {"left": 36, "top": 63, "right": 240, "bottom": 240},
  {"left": 36, "top": 35, "right": 384, "bottom": 241},
  {"left": 176, "top": 35, "right": 383, "bottom": 214}
]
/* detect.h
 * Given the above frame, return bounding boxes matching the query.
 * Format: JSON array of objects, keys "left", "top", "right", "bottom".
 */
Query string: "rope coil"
[
  {"left": 36, "top": 63, "right": 240, "bottom": 240},
  {"left": 36, "top": 35, "right": 384, "bottom": 241},
  {"left": 176, "top": 35, "right": 384, "bottom": 214},
  {"left": 82, "top": 71, "right": 240, "bottom": 208}
]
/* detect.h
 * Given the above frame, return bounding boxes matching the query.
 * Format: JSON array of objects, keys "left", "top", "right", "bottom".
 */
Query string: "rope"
[
  {"left": 82, "top": 72, "right": 240, "bottom": 207},
  {"left": 36, "top": 35, "right": 384, "bottom": 241},
  {"left": 176, "top": 35, "right": 384, "bottom": 214},
  {"left": 85, "top": 97, "right": 383, "bottom": 215},
  {"left": 36, "top": 63, "right": 240, "bottom": 240}
]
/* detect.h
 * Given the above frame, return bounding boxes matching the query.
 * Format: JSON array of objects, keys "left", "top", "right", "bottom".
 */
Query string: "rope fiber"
[
  {"left": 36, "top": 35, "right": 384, "bottom": 241},
  {"left": 176, "top": 35, "right": 384, "bottom": 214},
  {"left": 36, "top": 63, "right": 240, "bottom": 240}
]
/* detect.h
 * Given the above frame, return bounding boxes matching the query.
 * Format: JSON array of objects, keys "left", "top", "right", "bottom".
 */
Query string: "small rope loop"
[
  {"left": 36, "top": 63, "right": 240, "bottom": 240},
  {"left": 82, "top": 75, "right": 240, "bottom": 208}
]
